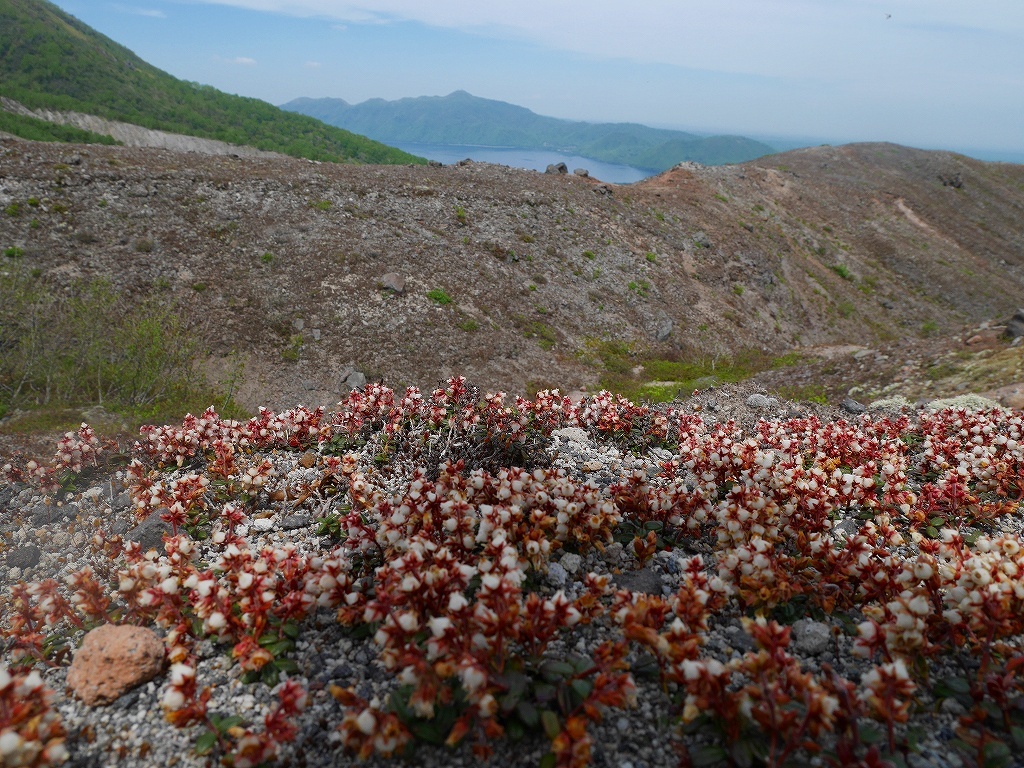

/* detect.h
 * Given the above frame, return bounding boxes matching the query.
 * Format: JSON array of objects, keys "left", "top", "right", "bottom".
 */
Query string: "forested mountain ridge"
[
  {"left": 0, "top": 0, "right": 425, "bottom": 164},
  {"left": 283, "top": 90, "right": 775, "bottom": 170}
]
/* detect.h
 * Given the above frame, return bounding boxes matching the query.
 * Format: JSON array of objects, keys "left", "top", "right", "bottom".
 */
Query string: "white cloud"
[
  {"left": 229, "top": 56, "right": 257, "bottom": 65},
  {"left": 303, "top": 60, "right": 321, "bottom": 68},
  {"left": 113, "top": 4, "right": 167, "bottom": 17},
  {"left": 182, "top": 0, "right": 1024, "bottom": 81}
]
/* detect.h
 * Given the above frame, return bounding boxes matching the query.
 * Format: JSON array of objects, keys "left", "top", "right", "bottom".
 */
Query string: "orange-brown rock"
[{"left": 66, "top": 624, "right": 165, "bottom": 706}]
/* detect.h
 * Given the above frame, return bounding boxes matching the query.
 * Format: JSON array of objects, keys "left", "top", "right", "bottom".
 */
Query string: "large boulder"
[{"left": 67, "top": 624, "right": 165, "bottom": 706}]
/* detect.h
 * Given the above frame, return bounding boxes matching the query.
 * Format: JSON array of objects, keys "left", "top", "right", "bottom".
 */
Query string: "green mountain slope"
[
  {"left": 283, "top": 90, "right": 775, "bottom": 170},
  {"left": 0, "top": 109, "right": 119, "bottom": 145},
  {"left": 0, "top": 0, "right": 424, "bottom": 164}
]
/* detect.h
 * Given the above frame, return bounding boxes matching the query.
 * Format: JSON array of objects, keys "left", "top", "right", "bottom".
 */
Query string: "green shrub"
[
  {"left": 4, "top": 247, "right": 24, "bottom": 258},
  {"left": 0, "top": 268, "right": 215, "bottom": 416},
  {"left": 427, "top": 289, "right": 453, "bottom": 305},
  {"left": 645, "top": 253, "right": 657, "bottom": 263},
  {"left": 282, "top": 334, "right": 304, "bottom": 361},
  {"left": 830, "top": 264, "right": 853, "bottom": 280},
  {"left": 628, "top": 280, "right": 650, "bottom": 298},
  {"left": 523, "top": 322, "right": 557, "bottom": 350}
]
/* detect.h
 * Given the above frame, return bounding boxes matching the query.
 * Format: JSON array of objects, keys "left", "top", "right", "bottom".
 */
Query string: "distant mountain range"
[
  {"left": 0, "top": 0, "right": 423, "bottom": 165},
  {"left": 282, "top": 91, "right": 776, "bottom": 171}
]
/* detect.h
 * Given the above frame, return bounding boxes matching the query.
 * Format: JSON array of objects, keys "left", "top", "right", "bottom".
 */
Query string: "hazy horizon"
[{"left": 44, "top": 1, "right": 1024, "bottom": 161}]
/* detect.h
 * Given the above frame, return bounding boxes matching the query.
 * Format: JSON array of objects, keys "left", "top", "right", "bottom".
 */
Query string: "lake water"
[{"left": 392, "top": 142, "right": 656, "bottom": 185}]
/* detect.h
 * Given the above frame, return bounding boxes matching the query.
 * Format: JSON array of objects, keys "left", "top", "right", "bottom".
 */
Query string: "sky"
[{"left": 47, "top": 1, "right": 1024, "bottom": 158}]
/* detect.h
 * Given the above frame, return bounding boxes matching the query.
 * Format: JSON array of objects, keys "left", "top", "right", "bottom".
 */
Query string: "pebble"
[
  {"left": 559, "top": 553, "right": 583, "bottom": 574},
  {"left": 746, "top": 394, "right": 774, "bottom": 408},
  {"left": 842, "top": 397, "right": 867, "bottom": 414},
  {"left": 251, "top": 517, "right": 274, "bottom": 532},
  {"left": 940, "top": 697, "right": 967, "bottom": 717},
  {"left": 791, "top": 619, "right": 832, "bottom": 656},
  {"left": 280, "top": 514, "right": 310, "bottom": 531},
  {"left": 612, "top": 568, "right": 662, "bottom": 595},
  {"left": 546, "top": 562, "right": 568, "bottom": 587}
]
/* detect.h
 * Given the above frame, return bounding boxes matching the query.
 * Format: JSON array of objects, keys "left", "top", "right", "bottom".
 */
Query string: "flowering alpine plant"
[
  {"left": 8, "top": 383, "right": 1024, "bottom": 766},
  {"left": 0, "top": 664, "right": 68, "bottom": 768}
]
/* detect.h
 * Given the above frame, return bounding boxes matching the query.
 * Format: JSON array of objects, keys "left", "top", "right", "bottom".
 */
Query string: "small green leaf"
[
  {"left": 690, "top": 745, "right": 727, "bottom": 766},
  {"left": 218, "top": 716, "right": 244, "bottom": 732},
  {"left": 1011, "top": 726, "right": 1024, "bottom": 748},
  {"left": 274, "top": 658, "right": 299, "bottom": 673},
  {"left": 540, "top": 660, "right": 575, "bottom": 681},
  {"left": 943, "top": 676, "right": 972, "bottom": 695},
  {"left": 504, "top": 671, "right": 528, "bottom": 698},
  {"left": 261, "top": 664, "right": 280, "bottom": 686},
  {"left": 859, "top": 722, "right": 884, "bottom": 744},
  {"left": 388, "top": 688, "right": 411, "bottom": 720},
  {"left": 241, "top": 670, "right": 260, "bottom": 685},
  {"left": 194, "top": 730, "right": 218, "bottom": 756},
  {"left": 267, "top": 639, "right": 294, "bottom": 657},
  {"left": 925, "top": 526, "right": 939, "bottom": 538},
  {"left": 541, "top": 709, "right": 561, "bottom": 740},
  {"left": 643, "top": 520, "right": 664, "bottom": 531},
  {"left": 282, "top": 622, "right": 300, "bottom": 639},
  {"left": 533, "top": 682, "right": 556, "bottom": 702},
  {"left": 731, "top": 739, "right": 753, "bottom": 768},
  {"left": 929, "top": 517, "right": 947, "bottom": 526},
  {"left": 569, "top": 656, "right": 593, "bottom": 674},
  {"left": 516, "top": 700, "right": 539, "bottom": 728},
  {"left": 409, "top": 721, "right": 444, "bottom": 745},
  {"left": 258, "top": 634, "right": 278, "bottom": 648},
  {"left": 539, "top": 753, "right": 557, "bottom": 768},
  {"left": 507, "top": 719, "right": 525, "bottom": 741},
  {"left": 978, "top": 745, "right": 1011, "bottom": 768},
  {"left": 570, "top": 679, "right": 593, "bottom": 699}
]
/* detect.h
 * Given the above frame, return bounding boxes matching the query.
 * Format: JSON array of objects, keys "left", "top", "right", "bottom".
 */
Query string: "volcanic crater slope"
[{"left": 1, "top": 138, "right": 1023, "bottom": 414}]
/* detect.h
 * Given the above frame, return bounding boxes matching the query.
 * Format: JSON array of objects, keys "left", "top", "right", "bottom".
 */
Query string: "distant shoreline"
[{"left": 391, "top": 141, "right": 655, "bottom": 184}]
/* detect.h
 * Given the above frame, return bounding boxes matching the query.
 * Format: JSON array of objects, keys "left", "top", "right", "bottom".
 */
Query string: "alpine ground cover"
[{"left": 4, "top": 380, "right": 1024, "bottom": 767}]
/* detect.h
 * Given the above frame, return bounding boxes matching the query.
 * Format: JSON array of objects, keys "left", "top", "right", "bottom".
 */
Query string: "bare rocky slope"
[{"left": 1, "top": 137, "right": 1023, "bottom": 415}]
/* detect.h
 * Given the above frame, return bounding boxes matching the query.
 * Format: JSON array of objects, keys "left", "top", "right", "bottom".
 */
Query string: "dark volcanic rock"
[
  {"left": 7, "top": 544, "right": 41, "bottom": 569},
  {"left": 126, "top": 512, "right": 173, "bottom": 554},
  {"left": 1005, "top": 308, "right": 1024, "bottom": 339},
  {"left": 612, "top": 568, "right": 663, "bottom": 595},
  {"left": 842, "top": 397, "right": 867, "bottom": 414}
]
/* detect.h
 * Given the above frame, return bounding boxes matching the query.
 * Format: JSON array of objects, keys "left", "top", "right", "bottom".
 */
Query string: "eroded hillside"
[{"left": 1, "top": 138, "right": 1022, "bottom": 412}]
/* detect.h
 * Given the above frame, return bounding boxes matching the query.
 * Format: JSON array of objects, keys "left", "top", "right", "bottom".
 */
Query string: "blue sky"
[{"left": 47, "top": 1, "right": 1024, "bottom": 157}]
